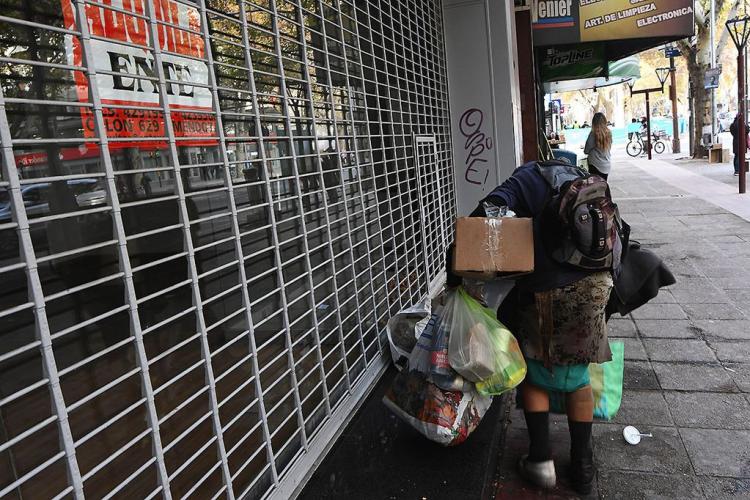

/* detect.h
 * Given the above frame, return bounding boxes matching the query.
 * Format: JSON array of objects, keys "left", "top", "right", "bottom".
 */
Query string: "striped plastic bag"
[{"left": 547, "top": 340, "right": 625, "bottom": 420}]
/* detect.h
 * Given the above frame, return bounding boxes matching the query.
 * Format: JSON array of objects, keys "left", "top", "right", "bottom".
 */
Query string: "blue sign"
[{"left": 665, "top": 47, "right": 681, "bottom": 57}]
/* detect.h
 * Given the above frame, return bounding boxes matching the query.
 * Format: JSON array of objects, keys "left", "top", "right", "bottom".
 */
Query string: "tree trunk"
[{"left": 686, "top": 51, "right": 709, "bottom": 158}]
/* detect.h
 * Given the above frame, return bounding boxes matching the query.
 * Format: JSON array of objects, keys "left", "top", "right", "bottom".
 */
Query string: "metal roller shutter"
[{"left": 0, "top": 0, "right": 455, "bottom": 497}]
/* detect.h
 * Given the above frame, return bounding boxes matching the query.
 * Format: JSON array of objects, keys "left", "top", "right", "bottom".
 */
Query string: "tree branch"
[{"left": 717, "top": 1, "right": 740, "bottom": 58}]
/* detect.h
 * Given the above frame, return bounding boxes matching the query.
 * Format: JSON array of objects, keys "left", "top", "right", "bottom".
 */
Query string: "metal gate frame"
[{"left": 0, "top": 0, "right": 455, "bottom": 498}]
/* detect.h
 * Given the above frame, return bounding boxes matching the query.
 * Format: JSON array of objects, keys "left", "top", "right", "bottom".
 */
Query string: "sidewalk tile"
[
  {"left": 700, "top": 264, "right": 750, "bottom": 278},
  {"left": 623, "top": 361, "right": 660, "bottom": 390},
  {"left": 724, "top": 363, "right": 750, "bottom": 392},
  {"left": 709, "top": 235, "right": 745, "bottom": 244},
  {"left": 643, "top": 339, "right": 717, "bottom": 362},
  {"left": 607, "top": 319, "right": 637, "bottom": 338},
  {"left": 647, "top": 290, "right": 677, "bottom": 304},
  {"left": 614, "top": 338, "right": 647, "bottom": 361},
  {"left": 682, "top": 303, "right": 746, "bottom": 320},
  {"left": 652, "top": 362, "right": 737, "bottom": 392},
  {"left": 725, "top": 289, "right": 750, "bottom": 315},
  {"left": 680, "top": 428, "right": 750, "bottom": 477},
  {"left": 713, "top": 342, "right": 750, "bottom": 363},
  {"left": 611, "top": 390, "right": 673, "bottom": 427},
  {"left": 691, "top": 320, "right": 750, "bottom": 340},
  {"left": 635, "top": 320, "right": 697, "bottom": 339},
  {"left": 664, "top": 392, "right": 750, "bottom": 429},
  {"left": 669, "top": 285, "right": 730, "bottom": 305},
  {"left": 630, "top": 304, "right": 687, "bottom": 320},
  {"left": 592, "top": 424, "right": 692, "bottom": 475},
  {"left": 711, "top": 274, "right": 750, "bottom": 290},
  {"left": 598, "top": 471, "right": 703, "bottom": 500},
  {"left": 662, "top": 259, "right": 705, "bottom": 279},
  {"left": 699, "top": 477, "right": 750, "bottom": 499}
]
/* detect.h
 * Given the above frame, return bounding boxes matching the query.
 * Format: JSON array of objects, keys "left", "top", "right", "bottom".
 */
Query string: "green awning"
[{"left": 542, "top": 53, "right": 641, "bottom": 93}]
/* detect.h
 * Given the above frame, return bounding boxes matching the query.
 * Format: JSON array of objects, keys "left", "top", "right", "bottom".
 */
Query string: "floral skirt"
[{"left": 514, "top": 272, "right": 613, "bottom": 366}]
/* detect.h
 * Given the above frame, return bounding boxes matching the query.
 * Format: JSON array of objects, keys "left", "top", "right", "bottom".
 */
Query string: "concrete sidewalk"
[{"left": 494, "top": 156, "right": 750, "bottom": 499}]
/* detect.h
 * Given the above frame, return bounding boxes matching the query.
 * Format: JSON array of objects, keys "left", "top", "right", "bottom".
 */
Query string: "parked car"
[{"left": 0, "top": 179, "right": 108, "bottom": 259}]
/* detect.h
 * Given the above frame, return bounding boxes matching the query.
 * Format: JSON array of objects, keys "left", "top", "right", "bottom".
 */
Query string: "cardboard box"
[{"left": 452, "top": 217, "right": 534, "bottom": 280}]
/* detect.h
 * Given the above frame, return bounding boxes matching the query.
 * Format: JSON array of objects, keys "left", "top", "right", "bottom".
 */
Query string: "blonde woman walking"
[{"left": 584, "top": 112, "right": 612, "bottom": 179}]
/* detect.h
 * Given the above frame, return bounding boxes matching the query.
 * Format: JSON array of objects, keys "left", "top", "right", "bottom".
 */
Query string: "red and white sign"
[{"left": 61, "top": 0, "right": 217, "bottom": 147}]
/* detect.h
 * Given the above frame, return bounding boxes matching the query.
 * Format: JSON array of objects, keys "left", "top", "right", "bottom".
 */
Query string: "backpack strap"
[{"left": 535, "top": 161, "right": 588, "bottom": 192}]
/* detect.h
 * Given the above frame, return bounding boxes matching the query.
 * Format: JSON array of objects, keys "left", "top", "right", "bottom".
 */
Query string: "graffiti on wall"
[{"left": 459, "top": 108, "right": 494, "bottom": 186}]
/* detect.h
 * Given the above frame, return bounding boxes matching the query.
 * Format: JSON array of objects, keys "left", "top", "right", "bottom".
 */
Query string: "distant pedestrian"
[
  {"left": 584, "top": 112, "right": 612, "bottom": 180},
  {"left": 140, "top": 173, "right": 152, "bottom": 196},
  {"left": 730, "top": 114, "right": 749, "bottom": 176},
  {"left": 627, "top": 118, "right": 639, "bottom": 140}
]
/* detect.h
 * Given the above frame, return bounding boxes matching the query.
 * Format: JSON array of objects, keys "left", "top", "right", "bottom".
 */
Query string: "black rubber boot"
[{"left": 569, "top": 421, "right": 595, "bottom": 495}]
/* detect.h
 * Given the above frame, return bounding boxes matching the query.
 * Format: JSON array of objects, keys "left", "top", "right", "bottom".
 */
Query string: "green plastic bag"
[
  {"left": 548, "top": 340, "right": 625, "bottom": 420},
  {"left": 447, "top": 287, "right": 527, "bottom": 396}
]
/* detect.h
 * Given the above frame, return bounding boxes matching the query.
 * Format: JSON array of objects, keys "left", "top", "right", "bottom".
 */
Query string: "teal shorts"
[{"left": 525, "top": 359, "right": 590, "bottom": 393}]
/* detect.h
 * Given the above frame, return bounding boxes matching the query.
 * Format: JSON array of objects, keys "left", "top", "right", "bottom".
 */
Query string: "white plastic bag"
[
  {"left": 382, "top": 317, "right": 492, "bottom": 446},
  {"left": 385, "top": 301, "right": 430, "bottom": 370}
]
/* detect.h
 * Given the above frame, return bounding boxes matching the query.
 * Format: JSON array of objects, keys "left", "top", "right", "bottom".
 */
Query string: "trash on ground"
[{"left": 623, "top": 425, "right": 653, "bottom": 445}]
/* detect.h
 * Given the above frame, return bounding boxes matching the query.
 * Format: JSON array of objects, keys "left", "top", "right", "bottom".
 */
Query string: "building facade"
[{"left": 0, "top": 0, "right": 458, "bottom": 498}]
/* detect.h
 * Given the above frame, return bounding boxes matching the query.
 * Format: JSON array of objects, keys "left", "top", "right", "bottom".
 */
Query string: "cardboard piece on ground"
[{"left": 452, "top": 217, "right": 534, "bottom": 280}]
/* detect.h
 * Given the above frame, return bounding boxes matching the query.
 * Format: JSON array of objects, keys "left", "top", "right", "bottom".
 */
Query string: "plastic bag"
[
  {"left": 547, "top": 340, "right": 624, "bottom": 420},
  {"left": 406, "top": 305, "right": 473, "bottom": 392},
  {"left": 447, "top": 287, "right": 527, "bottom": 395},
  {"left": 382, "top": 370, "right": 491, "bottom": 446},
  {"left": 426, "top": 305, "right": 474, "bottom": 392},
  {"left": 385, "top": 302, "right": 431, "bottom": 370},
  {"left": 382, "top": 309, "right": 491, "bottom": 446}
]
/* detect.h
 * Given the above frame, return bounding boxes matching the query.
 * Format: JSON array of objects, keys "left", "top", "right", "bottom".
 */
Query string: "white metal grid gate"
[{"left": 0, "top": 0, "right": 455, "bottom": 498}]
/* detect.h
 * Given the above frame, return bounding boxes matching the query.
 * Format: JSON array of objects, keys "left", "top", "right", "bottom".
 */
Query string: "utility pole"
[
  {"left": 710, "top": 0, "right": 717, "bottom": 143},
  {"left": 670, "top": 55, "right": 681, "bottom": 153}
]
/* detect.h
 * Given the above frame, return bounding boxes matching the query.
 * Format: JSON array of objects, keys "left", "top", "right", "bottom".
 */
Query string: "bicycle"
[{"left": 626, "top": 131, "right": 668, "bottom": 157}]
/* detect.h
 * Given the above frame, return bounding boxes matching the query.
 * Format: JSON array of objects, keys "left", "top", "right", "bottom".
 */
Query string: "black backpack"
[{"left": 536, "top": 161, "right": 630, "bottom": 271}]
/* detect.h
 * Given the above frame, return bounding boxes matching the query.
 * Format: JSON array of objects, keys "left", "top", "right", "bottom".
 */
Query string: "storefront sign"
[
  {"left": 61, "top": 0, "right": 216, "bottom": 147},
  {"left": 539, "top": 45, "right": 605, "bottom": 81},
  {"left": 533, "top": 0, "right": 694, "bottom": 46}
]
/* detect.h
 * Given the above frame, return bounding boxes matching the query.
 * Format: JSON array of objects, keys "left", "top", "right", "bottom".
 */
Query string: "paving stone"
[
  {"left": 662, "top": 259, "right": 704, "bottom": 279},
  {"left": 682, "top": 303, "right": 747, "bottom": 320},
  {"left": 702, "top": 265, "right": 750, "bottom": 278},
  {"left": 643, "top": 339, "right": 717, "bottom": 362},
  {"left": 664, "top": 392, "right": 750, "bottom": 429},
  {"left": 652, "top": 362, "right": 737, "bottom": 392},
  {"left": 709, "top": 236, "right": 745, "bottom": 244},
  {"left": 635, "top": 320, "right": 698, "bottom": 339},
  {"left": 592, "top": 424, "right": 692, "bottom": 475},
  {"left": 699, "top": 477, "right": 750, "bottom": 499},
  {"left": 713, "top": 342, "right": 750, "bottom": 363},
  {"left": 681, "top": 428, "right": 750, "bottom": 477},
  {"left": 648, "top": 290, "right": 677, "bottom": 304},
  {"left": 691, "top": 320, "right": 750, "bottom": 340},
  {"left": 725, "top": 289, "right": 750, "bottom": 315},
  {"left": 597, "top": 471, "right": 704, "bottom": 500},
  {"left": 623, "top": 361, "right": 660, "bottom": 390},
  {"left": 712, "top": 274, "right": 750, "bottom": 290},
  {"left": 670, "top": 284, "right": 730, "bottom": 304},
  {"left": 724, "top": 363, "right": 750, "bottom": 392},
  {"left": 613, "top": 337, "right": 648, "bottom": 361},
  {"left": 607, "top": 319, "right": 637, "bottom": 338},
  {"left": 630, "top": 303, "right": 687, "bottom": 320},
  {"left": 612, "top": 390, "right": 673, "bottom": 427}
]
